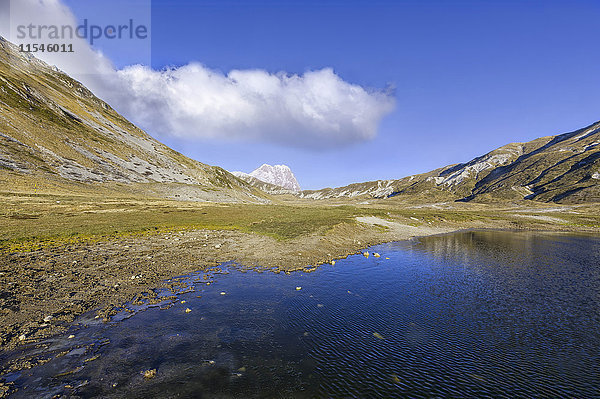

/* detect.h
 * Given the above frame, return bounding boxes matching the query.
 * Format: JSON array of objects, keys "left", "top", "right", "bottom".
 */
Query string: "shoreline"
[
  {"left": 1, "top": 218, "right": 598, "bottom": 379},
  {"left": 0, "top": 219, "right": 456, "bottom": 355}
]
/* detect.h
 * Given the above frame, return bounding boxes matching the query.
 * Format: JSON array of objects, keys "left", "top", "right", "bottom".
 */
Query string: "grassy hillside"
[
  {"left": 300, "top": 121, "right": 600, "bottom": 204},
  {"left": 0, "top": 36, "right": 265, "bottom": 203}
]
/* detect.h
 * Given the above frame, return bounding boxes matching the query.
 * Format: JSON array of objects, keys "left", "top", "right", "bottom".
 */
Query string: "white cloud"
[
  {"left": 1, "top": 0, "right": 396, "bottom": 149},
  {"left": 112, "top": 65, "right": 395, "bottom": 148}
]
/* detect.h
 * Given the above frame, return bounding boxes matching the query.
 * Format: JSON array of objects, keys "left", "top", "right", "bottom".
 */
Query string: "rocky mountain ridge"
[{"left": 300, "top": 120, "right": 600, "bottom": 204}]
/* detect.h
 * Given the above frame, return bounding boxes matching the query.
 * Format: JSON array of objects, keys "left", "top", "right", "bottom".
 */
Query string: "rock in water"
[{"left": 143, "top": 369, "right": 157, "bottom": 379}]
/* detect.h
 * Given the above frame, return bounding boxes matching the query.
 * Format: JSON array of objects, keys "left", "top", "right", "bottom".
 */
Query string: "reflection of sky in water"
[{"left": 3, "top": 231, "right": 600, "bottom": 398}]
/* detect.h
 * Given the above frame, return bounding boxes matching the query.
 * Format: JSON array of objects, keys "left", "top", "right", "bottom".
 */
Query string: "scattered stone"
[
  {"left": 373, "top": 253, "right": 381, "bottom": 258},
  {"left": 214, "top": 244, "right": 222, "bottom": 249},
  {"left": 18, "top": 334, "right": 26, "bottom": 341},
  {"left": 331, "top": 260, "right": 336, "bottom": 266},
  {"left": 68, "top": 334, "right": 75, "bottom": 339},
  {"left": 220, "top": 292, "right": 226, "bottom": 295},
  {"left": 143, "top": 369, "right": 157, "bottom": 379},
  {"left": 185, "top": 308, "right": 192, "bottom": 313},
  {"left": 373, "top": 332, "right": 385, "bottom": 340},
  {"left": 180, "top": 300, "right": 186, "bottom": 304},
  {"left": 295, "top": 287, "right": 302, "bottom": 291},
  {"left": 363, "top": 252, "right": 369, "bottom": 258},
  {"left": 43, "top": 315, "right": 53, "bottom": 322}
]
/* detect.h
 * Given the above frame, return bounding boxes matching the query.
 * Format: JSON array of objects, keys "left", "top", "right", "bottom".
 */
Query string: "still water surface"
[{"left": 3, "top": 230, "right": 600, "bottom": 398}]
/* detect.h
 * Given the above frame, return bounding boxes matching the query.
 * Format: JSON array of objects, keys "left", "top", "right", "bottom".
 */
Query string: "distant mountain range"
[
  {"left": 232, "top": 164, "right": 301, "bottom": 192},
  {"left": 0, "top": 35, "right": 598, "bottom": 204},
  {"left": 300, "top": 120, "right": 600, "bottom": 203}
]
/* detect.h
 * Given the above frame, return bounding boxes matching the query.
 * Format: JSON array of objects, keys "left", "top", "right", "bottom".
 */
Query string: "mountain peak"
[
  {"left": 257, "top": 164, "right": 291, "bottom": 173},
  {"left": 248, "top": 164, "right": 301, "bottom": 192}
]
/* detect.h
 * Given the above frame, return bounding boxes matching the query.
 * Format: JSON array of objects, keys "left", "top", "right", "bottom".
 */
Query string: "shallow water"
[{"left": 3, "top": 230, "right": 600, "bottom": 398}]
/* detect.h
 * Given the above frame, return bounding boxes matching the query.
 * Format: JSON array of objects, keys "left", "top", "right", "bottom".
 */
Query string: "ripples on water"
[{"left": 2, "top": 231, "right": 600, "bottom": 398}]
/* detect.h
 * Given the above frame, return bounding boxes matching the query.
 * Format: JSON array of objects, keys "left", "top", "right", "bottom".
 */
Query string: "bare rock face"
[
  {"left": 235, "top": 164, "right": 301, "bottom": 192},
  {"left": 249, "top": 164, "right": 301, "bottom": 192}
]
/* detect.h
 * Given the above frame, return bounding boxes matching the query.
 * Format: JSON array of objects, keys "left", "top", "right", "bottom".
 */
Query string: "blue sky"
[{"left": 67, "top": 0, "right": 600, "bottom": 189}]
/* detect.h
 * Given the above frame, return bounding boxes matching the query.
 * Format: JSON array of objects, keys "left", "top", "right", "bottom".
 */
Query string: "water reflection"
[{"left": 2, "top": 231, "right": 600, "bottom": 398}]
